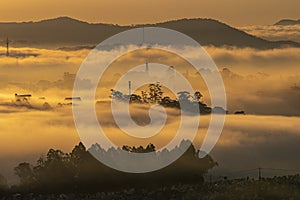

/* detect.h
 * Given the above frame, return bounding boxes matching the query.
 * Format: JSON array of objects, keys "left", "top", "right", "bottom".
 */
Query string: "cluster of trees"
[
  {"left": 12, "top": 141, "right": 217, "bottom": 193},
  {"left": 122, "top": 143, "right": 156, "bottom": 153},
  {"left": 111, "top": 83, "right": 214, "bottom": 114},
  {"left": 0, "top": 174, "right": 8, "bottom": 194}
]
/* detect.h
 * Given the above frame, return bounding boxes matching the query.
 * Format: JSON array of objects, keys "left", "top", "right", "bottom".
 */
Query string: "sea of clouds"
[{"left": 0, "top": 40, "right": 299, "bottom": 183}]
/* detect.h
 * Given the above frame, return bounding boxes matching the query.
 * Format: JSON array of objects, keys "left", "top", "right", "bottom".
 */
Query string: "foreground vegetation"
[
  {"left": 1, "top": 175, "right": 300, "bottom": 199},
  {"left": 0, "top": 141, "right": 216, "bottom": 194},
  {"left": 1, "top": 142, "right": 299, "bottom": 199}
]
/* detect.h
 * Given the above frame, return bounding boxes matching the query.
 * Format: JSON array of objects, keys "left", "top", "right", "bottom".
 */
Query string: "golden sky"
[{"left": 0, "top": 0, "right": 299, "bottom": 26}]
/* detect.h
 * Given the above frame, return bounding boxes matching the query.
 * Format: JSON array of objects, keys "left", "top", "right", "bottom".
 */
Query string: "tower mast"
[
  {"left": 146, "top": 62, "right": 149, "bottom": 73},
  {"left": 6, "top": 37, "right": 10, "bottom": 57},
  {"left": 128, "top": 81, "right": 132, "bottom": 95}
]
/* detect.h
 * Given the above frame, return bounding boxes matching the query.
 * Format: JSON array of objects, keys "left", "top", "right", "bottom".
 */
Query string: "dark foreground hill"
[{"left": 0, "top": 17, "right": 299, "bottom": 49}]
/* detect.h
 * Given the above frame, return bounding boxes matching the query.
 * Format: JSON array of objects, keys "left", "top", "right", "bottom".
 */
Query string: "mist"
[
  {"left": 0, "top": 103, "right": 299, "bottom": 183},
  {"left": 0, "top": 44, "right": 299, "bottom": 183},
  {"left": 1, "top": 45, "right": 299, "bottom": 115},
  {"left": 240, "top": 24, "right": 300, "bottom": 43}
]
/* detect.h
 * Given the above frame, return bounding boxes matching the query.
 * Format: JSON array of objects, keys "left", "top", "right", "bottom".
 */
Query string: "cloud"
[
  {"left": 240, "top": 24, "right": 300, "bottom": 43},
  {"left": 209, "top": 115, "right": 300, "bottom": 178},
  {"left": 1, "top": 104, "right": 300, "bottom": 182},
  {"left": 0, "top": 106, "right": 79, "bottom": 184},
  {"left": 1, "top": 36, "right": 300, "bottom": 182},
  {"left": 0, "top": 47, "right": 89, "bottom": 84},
  {"left": 205, "top": 46, "right": 300, "bottom": 72},
  {"left": 1, "top": 45, "right": 300, "bottom": 116}
]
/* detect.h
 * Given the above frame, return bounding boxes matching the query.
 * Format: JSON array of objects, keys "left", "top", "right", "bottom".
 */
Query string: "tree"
[
  {"left": 145, "top": 143, "right": 156, "bottom": 152},
  {"left": 14, "top": 162, "right": 35, "bottom": 185},
  {"left": 122, "top": 143, "right": 156, "bottom": 153},
  {"left": 141, "top": 91, "right": 149, "bottom": 103},
  {"left": 193, "top": 91, "right": 203, "bottom": 102},
  {"left": 46, "top": 149, "right": 69, "bottom": 163},
  {"left": 177, "top": 91, "right": 191, "bottom": 103},
  {"left": 13, "top": 141, "right": 217, "bottom": 192},
  {"left": 148, "top": 82, "right": 163, "bottom": 104},
  {"left": 110, "top": 89, "right": 125, "bottom": 101},
  {"left": 32, "top": 149, "right": 75, "bottom": 190},
  {"left": 0, "top": 174, "right": 7, "bottom": 190},
  {"left": 129, "top": 94, "right": 142, "bottom": 103},
  {"left": 71, "top": 142, "right": 87, "bottom": 163},
  {"left": 160, "top": 96, "right": 172, "bottom": 106}
]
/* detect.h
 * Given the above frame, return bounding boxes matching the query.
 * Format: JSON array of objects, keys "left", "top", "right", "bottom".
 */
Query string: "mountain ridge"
[
  {"left": 274, "top": 19, "right": 300, "bottom": 26},
  {"left": 0, "top": 17, "right": 299, "bottom": 49}
]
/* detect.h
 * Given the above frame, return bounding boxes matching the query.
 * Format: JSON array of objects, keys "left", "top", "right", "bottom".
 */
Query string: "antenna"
[
  {"left": 6, "top": 37, "right": 10, "bottom": 57},
  {"left": 142, "top": 27, "right": 145, "bottom": 45},
  {"left": 128, "top": 81, "right": 132, "bottom": 95},
  {"left": 146, "top": 62, "right": 149, "bottom": 73}
]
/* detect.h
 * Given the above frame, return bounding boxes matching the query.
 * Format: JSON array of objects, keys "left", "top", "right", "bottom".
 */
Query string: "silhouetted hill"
[
  {"left": 155, "top": 19, "right": 300, "bottom": 48},
  {"left": 0, "top": 17, "right": 299, "bottom": 49},
  {"left": 274, "top": 19, "right": 300, "bottom": 26}
]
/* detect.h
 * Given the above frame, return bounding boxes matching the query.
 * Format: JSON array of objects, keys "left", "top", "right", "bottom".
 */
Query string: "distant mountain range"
[
  {"left": 0, "top": 17, "right": 299, "bottom": 49},
  {"left": 274, "top": 19, "right": 300, "bottom": 26}
]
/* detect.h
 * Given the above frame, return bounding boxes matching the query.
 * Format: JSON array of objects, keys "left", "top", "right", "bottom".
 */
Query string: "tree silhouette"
[
  {"left": 110, "top": 89, "right": 125, "bottom": 101},
  {"left": 0, "top": 174, "right": 7, "bottom": 191},
  {"left": 129, "top": 94, "right": 142, "bottom": 103},
  {"left": 141, "top": 90, "right": 149, "bottom": 103},
  {"left": 122, "top": 143, "right": 156, "bottom": 153},
  {"left": 148, "top": 82, "right": 163, "bottom": 104},
  {"left": 31, "top": 149, "right": 76, "bottom": 190},
  {"left": 177, "top": 91, "right": 191, "bottom": 103},
  {"left": 193, "top": 91, "right": 203, "bottom": 102},
  {"left": 14, "top": 162, "right": 35, "bottom": 186},
  {"left": 110, "top": 83, "right": 220, "bottom": 115}
]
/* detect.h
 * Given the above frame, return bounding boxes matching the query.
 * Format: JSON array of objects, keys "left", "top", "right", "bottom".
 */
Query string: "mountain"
[
  {"left": 0, "top": 16, "right": 299, "bottom": 49},
  {"left": 274, "top": 19, "right": 300, "bottom": 26}
]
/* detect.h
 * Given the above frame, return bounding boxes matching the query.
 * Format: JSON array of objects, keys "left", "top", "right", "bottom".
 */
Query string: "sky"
[{"left": 0, "top": 0, "right": 299, "bottom": 26}]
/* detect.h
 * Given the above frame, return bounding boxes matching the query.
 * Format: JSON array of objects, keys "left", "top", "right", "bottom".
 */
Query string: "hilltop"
[
  {"left": 274, "top": 19, "right": 300, "bottom": 26},
  {"left": 0, "top": 16, "right": 299, "bottom": 49}
]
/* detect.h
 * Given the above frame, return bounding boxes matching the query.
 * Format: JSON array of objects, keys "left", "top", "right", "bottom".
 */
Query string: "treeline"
[
  {"left": 6, "top": 141, "right": 217, "bottom": 194},
  {"left": 110, "top": 83, "right": 225, "bottom": 114}
]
